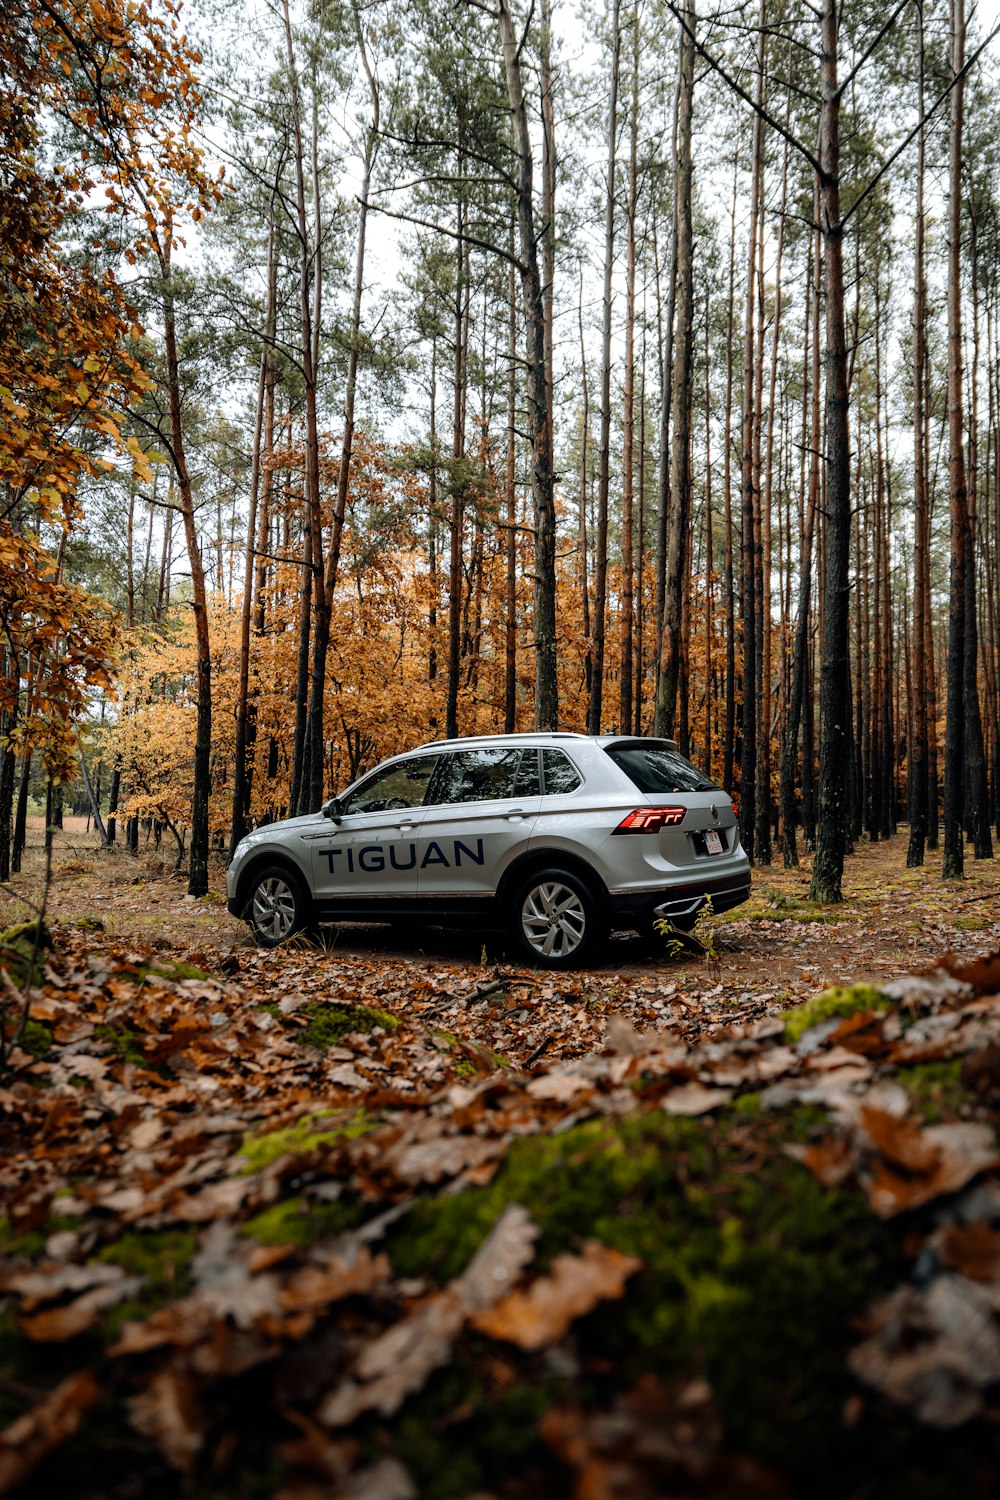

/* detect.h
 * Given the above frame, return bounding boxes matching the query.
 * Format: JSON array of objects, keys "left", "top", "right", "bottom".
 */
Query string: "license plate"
[{"left": 704, "top": 830, "right": 723, "bottom": 855}]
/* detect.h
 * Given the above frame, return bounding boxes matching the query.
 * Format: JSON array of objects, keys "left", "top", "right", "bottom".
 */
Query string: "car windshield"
[{"left": 606, "top": 743, "right": 718, "bottom": 794}]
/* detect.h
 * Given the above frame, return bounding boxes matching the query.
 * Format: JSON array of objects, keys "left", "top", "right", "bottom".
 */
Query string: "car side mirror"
[{"left": 323, "top": 797, "right": 344, "bottom": 824}]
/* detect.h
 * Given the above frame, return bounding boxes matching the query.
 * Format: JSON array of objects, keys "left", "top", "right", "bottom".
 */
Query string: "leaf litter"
[{"left": 4, "top": 835, "right": 1000, "bottom": 1493}]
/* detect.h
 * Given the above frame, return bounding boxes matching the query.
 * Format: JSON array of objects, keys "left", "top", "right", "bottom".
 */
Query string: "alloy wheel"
[
  {"left": 520, "top": 880, "right": 587, "bottom": 959},
  {"left": 251, "top": 875, "right": 298, "bottom": 941}
]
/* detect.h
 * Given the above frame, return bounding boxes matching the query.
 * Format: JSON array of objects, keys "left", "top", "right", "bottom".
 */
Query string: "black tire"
[
  {"left": 508, "top": 866, "right": 605, "bottom": 969},
  {"left": 244, "top": 863, "right": 309, "bottom": 947}
]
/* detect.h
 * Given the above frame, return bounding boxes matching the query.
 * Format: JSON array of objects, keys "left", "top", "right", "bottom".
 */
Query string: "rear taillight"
[
  {"left": 731, "top": 801, "right": 739, "bottom": 820},
  {"left": 613, "top": 807, "right": 686, "bottom": 833}
]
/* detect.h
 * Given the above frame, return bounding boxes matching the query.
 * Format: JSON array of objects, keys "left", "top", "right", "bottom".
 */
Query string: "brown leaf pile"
[{"left": 5, "top": 931, "right": 1000, "bottom": 1492}]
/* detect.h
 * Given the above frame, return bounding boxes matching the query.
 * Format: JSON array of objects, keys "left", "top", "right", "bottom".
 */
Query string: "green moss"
[
  {"left": 144, "top": 959, "right": 216, "bottom": 983},
  {"left": 296, "top": 1001, "right": 400, "bottom": 1050},
  {"left": 385, "top": 1106, "right": 905, "bottom": 1492},
  {"left": 393, "top": 1363, "right": 558, "bottom": 1500},
  {"left": 94, "top": 1228, "right": 198, "bottom": 1342},
  {"left": 0, "top": 920, "right": 53, "bottom": 986},
  {"left": 0, "top": 1215, "right": 46, "bottom": 1259},
  {"left": 94, "top": 1227, "right": 197, "bottom": 1289},
  {"left": 92, "top": 1024, "right": 173, "bottom": 1078},
  {"left": 238, "top": 1108, "right": 376, "bottom": 1173},
  {"left": 240, "top": 1195, "right": 362, "bottom": 1248},
  {"left": 782, "top": 984, "right": 892, "bottom": 1043},
  {"left": 13, "top": 1018, "right": 53, "bottom": 1058},
  {"left": 433, "top": 1030, "right": 512, "bottom": 1074},
  {"left": 953, "top": 916, "right": 990, "bottom": 931},
  {"left": 898, "top": 1059, "right": 965, "bottom": 1123}
]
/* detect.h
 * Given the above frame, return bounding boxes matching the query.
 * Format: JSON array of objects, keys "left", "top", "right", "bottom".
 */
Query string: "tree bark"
[
  {"left": 654, "top": 0, "right": 695, "bottom": 740},
  {"left": 943, "top": 0, "right": 968, "bottom": 879},
  {"left": 496, "top": 0, "right": 558, "bottom": 728},
  {"left": 588, "top": 0, "right": 621, "bottom": 735},
  {"left": 809, "top": 0, "right": 852, "bottom": 904}
]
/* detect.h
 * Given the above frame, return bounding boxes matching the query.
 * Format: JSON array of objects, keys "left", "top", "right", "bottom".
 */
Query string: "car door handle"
[
  {"left": 396, "top": 819, "right": 415, "bottom": 832},
  {"left": 507, "top": 809, "right": 525, "bottom": 820}
]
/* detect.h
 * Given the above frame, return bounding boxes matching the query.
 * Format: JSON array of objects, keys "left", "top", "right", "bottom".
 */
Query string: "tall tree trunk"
[
  {"left": 283, "top": 0, "right": 321, "bottom": 817},
  {"left": 157, "top": 230, "right": 211, "bottom": 897},
  {"left": 446, "top": 205, "right": 466, "bottom": 740},
  {"left": 231, "top": 208, "right": 276, "bottom": 856},
  {"left": 307, "top": 3, "right": 379, "bottom": 807},
  {"left": 722, "top": 145, "right": 738, "bottom": 795},
  {"left": 620, "top": 5, "right": 639, "bottom": 734},
  {"left": 908, "top": 10, "right": 929, "bottom": 867},
  {"left": 756, "top": 132, "right": 788, "bottom": 865},
  {"left": 654, "top": 0, "right": 695, "bottom": 739},
  {"left": 809, "top": 0, "right": 852, "bottom": 903},
  {"left": 496, "top": 0, "right": 558, "bottom": 728},
  {"left": 782, "top": 215, "right": 821, "bottom": 867},
  {"left": 588, "top": 0, "right": 621, "bottom": 734},
  {"left": 965, "top": 190, "right": 993, "bottom": 859},
  {"left": 505, "top": 258, "right": 518, "bottom": 732},
  {"left": 578, "top": 267, "right": 592, "bottom": 702},
  {"left": 739, "top": 14, "right": 765, "bottom": 861},
  {"left": 943, "top": 0, "right": 969, "bottom": 879}
]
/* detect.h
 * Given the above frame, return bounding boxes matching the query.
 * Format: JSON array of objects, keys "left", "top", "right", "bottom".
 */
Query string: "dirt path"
[{"left": 5, "top": 818, "right": 1000, "bottom": 1037}]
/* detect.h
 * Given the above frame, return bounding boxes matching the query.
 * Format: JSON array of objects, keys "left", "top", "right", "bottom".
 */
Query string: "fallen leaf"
[
  {"left": 0, "top": 1372, "right": 101, "bottom": 1495},
  {"left": 471, "top": 1240, "right": 641, "bottom": 1350},
  {"left": 128, "top": 1368, "right": 204, "bottom": 1472}
]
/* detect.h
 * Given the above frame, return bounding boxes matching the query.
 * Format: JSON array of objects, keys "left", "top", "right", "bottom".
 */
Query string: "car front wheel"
[
  {"left": 246, "top": 864, "right": 308, "bottom": 947},
  {"left": 509, "top": 867, "right": 604, "bottom": 969}
]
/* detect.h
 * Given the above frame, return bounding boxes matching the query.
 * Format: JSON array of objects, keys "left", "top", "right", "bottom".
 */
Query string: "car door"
[
  {"left": 414, "top": 746, "right": 543, "bottom": 904},
  {"left": 307, "top": 753, "right": 439, "bottom": 909}
]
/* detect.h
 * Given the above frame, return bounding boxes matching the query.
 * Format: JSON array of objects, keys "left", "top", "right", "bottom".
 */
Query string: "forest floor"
[
  {"left": 4, "top": 814, "right": 1000, "bottom": 1044},
  {"left": 4, "top": 819, "right": 1000, "bottom": 1497}
]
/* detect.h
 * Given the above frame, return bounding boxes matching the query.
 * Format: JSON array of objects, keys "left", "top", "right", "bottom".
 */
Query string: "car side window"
[
  {"left": 513, "top": 748, "right": 542, "bottom": 797},
  {"left": 542, "top": 748, "right": 582, "bottom": 794},
  {"left": 342, "top": 756, "right": 438, "bottom": 814},
  {"left": 431, "top": 747, "right": 530, "bottom": 805}
]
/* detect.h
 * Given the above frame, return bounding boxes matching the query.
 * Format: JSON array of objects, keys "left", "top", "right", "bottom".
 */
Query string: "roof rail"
[{"left": 414, "top": 731, "right": 590, "bottom": 750}]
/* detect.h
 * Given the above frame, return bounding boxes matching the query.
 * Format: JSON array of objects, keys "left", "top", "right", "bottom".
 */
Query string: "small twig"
[{"left": 523, "top": 1034, "right": 554, "bottom": 1067}]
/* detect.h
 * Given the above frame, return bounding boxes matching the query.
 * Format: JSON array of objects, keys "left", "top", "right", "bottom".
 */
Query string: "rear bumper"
[{"left": 608, "top": 871, "right": 751, "bottom": 927}]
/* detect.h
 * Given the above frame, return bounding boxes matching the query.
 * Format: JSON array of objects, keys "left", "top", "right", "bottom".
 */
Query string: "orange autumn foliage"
[
  {"left": 110, "top": 432, "right": 767, "bottom": 838},
  {"left": 1, "top": 0, "right": 217, "bottom": 775}
]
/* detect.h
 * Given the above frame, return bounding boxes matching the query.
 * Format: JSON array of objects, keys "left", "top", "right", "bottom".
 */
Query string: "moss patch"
[
  {"left": 296, "top": 1001, "right": 400, "bottom": 1050},
  {"left": 241, "top": 1195, "right": 362, "bottom": 1248},
  {"left": 383, "top": 1107, "right": 905, "bottom": 1495},
  {"left": 0, "top": 920, "right": 53, "bottom": 986},
  {"left": 238, "top": 1108, "right": 376, "bottom": 1173},
  {"left": 92, "top": 1024, "right": 170, "bottom": 1078},
  {"left": 781, "top": 983, "right": 892, "bottom": 1043},
  {"left": 9, "top": 1018, "right": 53, "bottom": 1059},
  {"left": 953, "top": 916, "right": 990, "bottom": 932},
  {"left": 93, "top": 1228, "right": 198, "bottom": 1341},
  {"left": 0, "top": 1216, "right": 47, "bottom": 1260},
  {"left": 898, "top": 1059, "right": 966, "bottom": 1123}
]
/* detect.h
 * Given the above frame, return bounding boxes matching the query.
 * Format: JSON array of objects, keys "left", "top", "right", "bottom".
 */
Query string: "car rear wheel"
[
  {"left": 509, "top": 867, "right": 605, "bottom": 969},
  {"left": 246, "top": 865, "right": 308, "bottom": 947}
]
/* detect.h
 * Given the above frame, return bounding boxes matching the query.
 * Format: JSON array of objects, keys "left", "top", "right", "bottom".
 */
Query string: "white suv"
[{"left": 226, "top": 734, "right": 751, "bottom": 968}]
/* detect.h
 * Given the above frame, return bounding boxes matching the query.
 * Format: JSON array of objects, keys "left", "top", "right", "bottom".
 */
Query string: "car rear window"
[
  {"left": 606, "top": 744, "right": 717, "bottom": 793},
  {"left": 542, "top": 748, "right": 582, "bottom": 794}
]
